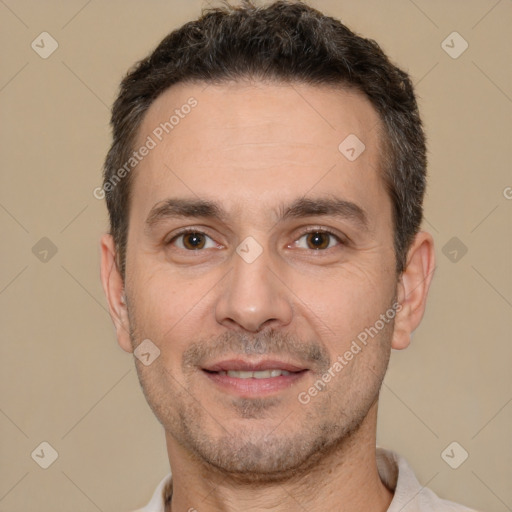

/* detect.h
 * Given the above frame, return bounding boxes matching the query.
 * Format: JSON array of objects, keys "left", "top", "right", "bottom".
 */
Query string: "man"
[{"left": 99, "top": 1, "right": 476, "bottom": 510}]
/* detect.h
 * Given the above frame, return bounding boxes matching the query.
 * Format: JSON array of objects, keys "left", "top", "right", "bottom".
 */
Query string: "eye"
[
  {"left": 293, "top": 230, "right": 342, "bottom": 250},
  {"left": 169, "top": 230, "right": 218, "bottom": 250}
]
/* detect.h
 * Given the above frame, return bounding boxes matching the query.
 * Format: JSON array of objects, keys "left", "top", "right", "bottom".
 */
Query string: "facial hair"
[{"left": 129, "top": 314, "right": 393, "bottom": 483}]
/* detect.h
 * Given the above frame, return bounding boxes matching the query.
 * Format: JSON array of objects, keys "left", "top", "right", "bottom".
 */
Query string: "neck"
[{"left": 165, "top": 402, "right": 392, "bottom": 512}]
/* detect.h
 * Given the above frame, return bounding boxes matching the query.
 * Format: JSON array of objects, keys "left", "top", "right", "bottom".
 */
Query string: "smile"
[
  {"left": 201, "top": 358, "right": 309, "bottom": 397},
  {"left": 217, "top": 369, "right": 291, "bottom": 378}
]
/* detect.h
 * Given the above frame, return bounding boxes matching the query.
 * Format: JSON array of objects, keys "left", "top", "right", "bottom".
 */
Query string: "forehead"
[{"left": 129, "top": 80, "right": 388, "bottom": 227}]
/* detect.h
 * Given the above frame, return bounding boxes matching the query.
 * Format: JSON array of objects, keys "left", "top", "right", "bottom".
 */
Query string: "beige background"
[{"left": 0, "top": 0, "right": 511, "bottom": 510}]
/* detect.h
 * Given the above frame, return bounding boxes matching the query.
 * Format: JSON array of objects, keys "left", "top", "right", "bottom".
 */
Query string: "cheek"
[
  {"left": 127, "top": 263, "right": 217, "bottom": 348},
  {"left": 291, "top": 263, "right": 394, "bottom": 341}
]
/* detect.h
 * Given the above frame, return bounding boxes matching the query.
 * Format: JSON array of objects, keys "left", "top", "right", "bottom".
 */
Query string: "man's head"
[
  {"left": 103, "top": 0, "right": 427, "bottom": 278},
  {"left": 100, "top": 0, "right": 434, "bottom": 482}
]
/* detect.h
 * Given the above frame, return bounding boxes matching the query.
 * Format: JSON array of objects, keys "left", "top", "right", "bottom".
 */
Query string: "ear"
[
  {"left": 392, "top": 231, "right": 436, "bottom": 350},
  {"left": 100, "top": 233, "right": 133, "bottom": 353}
]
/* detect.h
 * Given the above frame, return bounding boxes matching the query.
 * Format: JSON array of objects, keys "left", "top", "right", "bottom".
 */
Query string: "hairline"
[{"left": 114, "top": 77, "right": 400, "bottom": 277}]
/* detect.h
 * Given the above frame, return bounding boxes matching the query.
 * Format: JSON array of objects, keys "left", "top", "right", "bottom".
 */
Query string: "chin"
[{"left": 181, "top": 412, "right": 365, "bottom": 484}]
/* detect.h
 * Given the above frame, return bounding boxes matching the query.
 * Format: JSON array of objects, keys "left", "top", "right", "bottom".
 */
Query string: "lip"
[
  {"left": 201, "top": 359, "right": 309, "bottom": 398},
  {"left": 203, "top": 358, "right": 307, "bottom": 373},
  {"left": 204, "top": 371, "right": 308, "bottom": 397},
  {"left": 202, "top": 358, "right": 309, "bottom": 398}
]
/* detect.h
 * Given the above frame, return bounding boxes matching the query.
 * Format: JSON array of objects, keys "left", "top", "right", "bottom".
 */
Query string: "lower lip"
[{"left": 203, "top": 370, "right": 308, "bottom": 397}]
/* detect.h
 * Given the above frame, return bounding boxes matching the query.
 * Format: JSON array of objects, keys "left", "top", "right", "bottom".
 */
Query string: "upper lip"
[{"left": 202, "top": 358, "right": 308, "bottom": 373}]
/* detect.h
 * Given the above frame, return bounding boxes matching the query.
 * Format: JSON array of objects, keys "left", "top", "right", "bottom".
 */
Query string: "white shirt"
[{"left": 132, "top": 448, "right": 477, "bottom": 512}]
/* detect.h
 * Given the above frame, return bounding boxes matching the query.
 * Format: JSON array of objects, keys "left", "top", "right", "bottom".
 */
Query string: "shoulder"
[
  {"left": 129, "top": 473, "right": 172, "bottom": 512},
  {"left": 377, "top": 448, "right": 478, "bottom": 512}
]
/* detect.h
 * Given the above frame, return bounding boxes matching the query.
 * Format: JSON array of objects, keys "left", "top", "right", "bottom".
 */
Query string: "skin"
[{"left": 101, "top": 80, "right": 435, "bottom": 512}]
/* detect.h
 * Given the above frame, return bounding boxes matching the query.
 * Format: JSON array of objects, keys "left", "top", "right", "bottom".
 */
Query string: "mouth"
[
  {"left": 201, "top": 359, "right": 309, "bottom": 397},
  {"left": 216, "top": 369, "right": 292, "bottom": 378}
]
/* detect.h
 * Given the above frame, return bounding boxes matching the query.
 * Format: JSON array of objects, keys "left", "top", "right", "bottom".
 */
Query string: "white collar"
[{"left": 132, "top": 447, "right": 475, "bottom": 511}]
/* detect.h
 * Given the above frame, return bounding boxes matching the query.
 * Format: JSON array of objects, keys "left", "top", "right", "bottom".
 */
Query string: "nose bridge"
[{"left": 215, "top": 240, "right": 293, "bottom": 332}]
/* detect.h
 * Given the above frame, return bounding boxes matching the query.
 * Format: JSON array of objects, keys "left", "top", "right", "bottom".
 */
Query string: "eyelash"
[
  {"left": 166, "top": 227, "right": 346, "bottom": 250},
  {"left": 294, "top": 228, "right": 346, "bottom": 250},
  {"left": 167, "top": 228, "right": 220, "bottom": 250}
]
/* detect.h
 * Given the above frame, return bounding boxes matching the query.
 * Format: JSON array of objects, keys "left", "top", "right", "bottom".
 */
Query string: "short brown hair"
[{"left": 103, "top": 0, "right": 426, "bottom": 276}]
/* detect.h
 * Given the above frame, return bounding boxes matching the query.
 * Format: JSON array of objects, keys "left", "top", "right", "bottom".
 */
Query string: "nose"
[{"left": 215, "top": 245, "right": 293, "bottom": 333}]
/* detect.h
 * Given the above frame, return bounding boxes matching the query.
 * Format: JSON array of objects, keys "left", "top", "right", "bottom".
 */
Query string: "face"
[{"left": 113, "top": 81, "right": 402, "bottom": 479}]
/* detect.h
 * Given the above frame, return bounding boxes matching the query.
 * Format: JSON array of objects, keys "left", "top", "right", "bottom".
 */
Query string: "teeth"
[
  {"left": 227, "top": 370, "right": 253, "bottom": 379},
  {"left": 221, "top": 369, "right": 291, "bottom": 379}
]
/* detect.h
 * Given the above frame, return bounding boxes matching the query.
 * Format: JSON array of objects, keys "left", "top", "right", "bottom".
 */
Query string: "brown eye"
[
  {"left": 170, "top": 231, "right": 216, "bottom": 250},
  {"left": 182, "top": 232, "right": 206, "bottom": 250},
  {"left": 306, "top": 232, "right": 331, "bottom": 250},
  {"left": 292, "top": 231, "right": 341, "bottom": 251}
]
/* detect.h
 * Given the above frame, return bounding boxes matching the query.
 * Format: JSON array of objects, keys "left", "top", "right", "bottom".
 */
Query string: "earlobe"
[
  {"left": 100, "top": 234, "right": 133, "bottom": 353},
  {"left": 391, "top": 231, "right": 436, "bottom": 351}
]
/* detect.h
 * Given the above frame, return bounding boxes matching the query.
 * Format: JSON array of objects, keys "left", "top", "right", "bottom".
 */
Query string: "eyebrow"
[
  {"left": 145, "top": 198, "right": 227, "bottom": 230},
  {"left": 145, "top": 196, "right": 369, "bottom": 232},
  {"left": 279, "top": 196, "right": 368, "bottom": 230}
]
